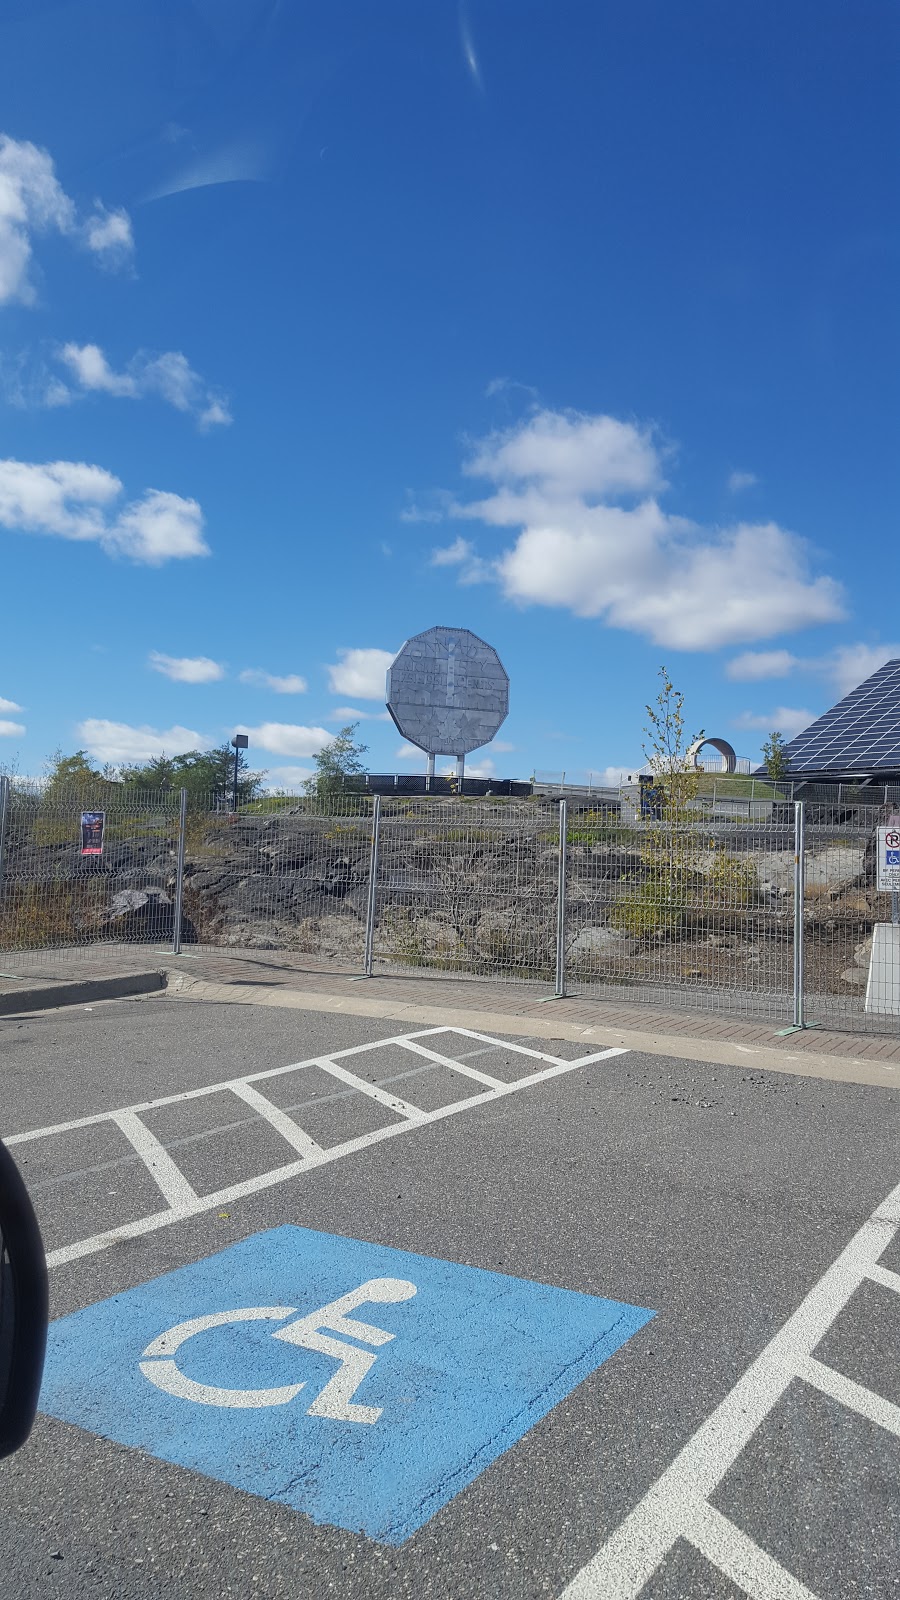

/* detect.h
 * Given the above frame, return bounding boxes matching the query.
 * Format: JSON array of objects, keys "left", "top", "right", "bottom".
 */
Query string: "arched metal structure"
[{"left": 687, "top": 736, "right": 737, "bottom": 774}]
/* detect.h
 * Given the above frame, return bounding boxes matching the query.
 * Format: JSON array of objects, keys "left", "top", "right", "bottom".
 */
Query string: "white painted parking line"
[
  {"left": 228, "top": 1081, "right": 325, "bottom": 1158},
  {"left": 111, "top": 1110, "right": 199, "bottom": 1210},
  {"left": 392, "top": 1037, "right": 507, "bottom": 1089},
  {"left": 558, "top": 1172, "right": 900, "bottom": 1600},
  {"left": 687, "top": 1501, "right": 818, "bottom": 1600},
  {"left": 868, "top": 1260, "right": 900, "bottom": 1295},
  {"left": 4, "top": 1029, "right": 628, "bottom": 1272},
  {"left": 314, "top": 1058, "right": 430, "bottom": 1122},
  {"left": 798, "top": 1354, "right": 900, "bottom": 1438}
]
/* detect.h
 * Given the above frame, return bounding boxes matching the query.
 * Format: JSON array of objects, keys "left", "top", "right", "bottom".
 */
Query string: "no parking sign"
[{"left": 877, "top": 826, "right": 900, "bottom": 891}]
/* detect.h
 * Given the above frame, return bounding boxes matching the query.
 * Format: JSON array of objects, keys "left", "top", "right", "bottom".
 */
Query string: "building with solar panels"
[{"left": 755, "top": 658, "right": 900, "bottom": 791}]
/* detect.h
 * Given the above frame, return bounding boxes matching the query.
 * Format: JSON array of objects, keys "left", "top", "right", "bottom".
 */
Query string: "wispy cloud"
[
  {"left": 429, "top": 536, "right": 490, "bottom": 584},
  {"left": 0, "top": 719, "right": 25, "bottom": 737},
  {"left": 145, "top": 137, "right": 272, "bottom": 203},
  {"left": 0, "top": 459, "right": 209, "bottom": 564},
  {"left": 726, "top": 641, "right": 900, "bottom": 699},
  {"left": 330, "top": 706, "right": 391, "bottom": 722},
  {"left": 0, "top": 134, "right": 134, "bottom": 306},
  {"left": 55, "top": 344, "right": 231, "bottom": 430},
  {"left": 0, "top": 695, "right": 23, "bottom": 712},
  {"left": 459, "top": 4, "right": 484, "bottom": 91},
  {"left": 77, "top": 720, "right": 212, "bottom": 764},
  {"left": 726, "top": 649, "right": 799, "bottom": 681},
  {"left": 239, "top": 669, "right": 308, "bottom": 694},
  {"left": 733, "top": 706, "right": 816, "bottom": 738},
  {"left": 149, "top": 652, "right": 224, "bottom": 684},
  {"left": 327, "top": 647, "right": 396, "bottom": 700},
  {"left": 727, "top": 470, "right": 758, "bottom": 493}
]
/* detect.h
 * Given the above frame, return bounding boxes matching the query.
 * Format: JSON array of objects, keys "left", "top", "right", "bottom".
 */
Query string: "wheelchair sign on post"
[{"left": 39, "top": 1225, "right": 653, "bottom": 1544}]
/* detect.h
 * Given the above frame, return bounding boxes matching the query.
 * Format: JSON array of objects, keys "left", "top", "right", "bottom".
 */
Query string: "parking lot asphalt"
[{"left": 1, "top": 993, "right": 898, "bottom": 1599}]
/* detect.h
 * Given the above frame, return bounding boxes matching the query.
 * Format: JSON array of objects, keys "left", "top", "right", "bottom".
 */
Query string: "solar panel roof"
[{"left": 756, "top": 658, "right": 900, "bottom": 775}]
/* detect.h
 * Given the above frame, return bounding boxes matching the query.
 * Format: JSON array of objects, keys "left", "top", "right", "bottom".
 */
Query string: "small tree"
[
  {"left": 304, "top": 725, "right": 368, "bottom": 801},
  {"left": 613, "top": 668, "right": 704, "bottom": 938},
  {"left": 43, "top": 749, "right": 111, "bottom": 797},
  {"left": 761, "top": 730, "right": 789, "bottom": 785},
  {"left": 642, "top": 666, "right": 704, "bottom": 821}
]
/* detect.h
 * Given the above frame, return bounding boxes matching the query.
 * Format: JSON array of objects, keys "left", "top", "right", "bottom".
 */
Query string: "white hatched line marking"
[
  {"left": 110, "top": 1111, "right": 199, "bottom": 1210},
  {"left": 868, "top": 1260, "right": 900, "bottom": 1295},
  {"left": 557, "top": 1172, "right": 900, "bottom": 1600},
  {"left": 393, "top": 1037, "right": 507, "bottom": 1088},
  {"left": 688, "top": 1501, "right": 819, "bottom": 1600},
  {"left": 410, "top": 1026, "right": 593, "bottom": 1067},
  {"left": 797, "top": 1354, "right": 900, "bottom": 1438},
  {"left": 314, "top": 1058, "right": 430, "bottom": 1121},
  {"left": 34, "top": 1038, "right": 628, "bottom": 1270},
  {"left": 227, "top": 1082, "right": 325, "bottom": 1159}
]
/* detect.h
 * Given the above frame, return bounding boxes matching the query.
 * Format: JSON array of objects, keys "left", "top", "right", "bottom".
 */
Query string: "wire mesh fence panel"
[
  {"left": 372, "top": 799, "right": 560, "bottom": 984},
  {"left": 799, "top": 803, "right": 900, "bottom": 1033},
  {"left": 564, "top": 808, "right": 797, "bottom": 1019},
  {"left": 178, "top": 793, "right": 372, "bottom": 965},
  {"left": 0, "top": 783, "right": 182, "bottom": 955}
]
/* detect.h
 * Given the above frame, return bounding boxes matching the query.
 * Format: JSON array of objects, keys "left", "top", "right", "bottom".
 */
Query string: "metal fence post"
[
  {"left": 363, "top": 795, "right": 382, "bottom": 977},
  {"left": 0, "top": 775, "right": 9, "bottom": 897},
  {"left": 555, "top": 797, "right": 568, "bottom": 998},
  {"left": 793, "top": 800, "right": 806, "bottom": 1028},
  {"left": 0, "top": 777, "right": 10, "bottom": 945},
  {"left": 172, "top": 788, "right": 187, "bottom": 955}
]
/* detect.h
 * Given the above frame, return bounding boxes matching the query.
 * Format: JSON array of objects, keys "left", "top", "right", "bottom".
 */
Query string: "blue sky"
[{"left": 1, "top": 0, "right": 898, "bottom": 786}]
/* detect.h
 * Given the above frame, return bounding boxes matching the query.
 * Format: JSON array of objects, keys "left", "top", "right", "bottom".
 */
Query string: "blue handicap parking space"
[{"left": 40, "top": 1227, "right": 653, "bottom": 1544}]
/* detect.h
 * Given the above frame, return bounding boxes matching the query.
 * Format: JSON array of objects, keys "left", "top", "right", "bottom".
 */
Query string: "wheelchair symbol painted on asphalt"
[
  {"left": 40, "top": 1225, "right": 654, "bottom": 1542},
  {"left": 139, "top": 1277, "right": 417, "bottom": 1422}
]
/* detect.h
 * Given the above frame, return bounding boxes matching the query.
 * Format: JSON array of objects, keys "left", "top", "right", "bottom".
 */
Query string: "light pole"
[{"left": 231, "top": 734, "right": 248, "bottom": 812}]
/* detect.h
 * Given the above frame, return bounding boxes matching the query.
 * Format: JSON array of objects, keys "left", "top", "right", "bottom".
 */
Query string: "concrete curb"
[{"left": 0, "top": 969, "right": 166, "bottom": 1017}]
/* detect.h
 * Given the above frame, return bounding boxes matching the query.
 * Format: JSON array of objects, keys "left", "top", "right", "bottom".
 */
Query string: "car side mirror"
[{"left": 0, "top": 1139, "right": 48, "bottom": 1457}]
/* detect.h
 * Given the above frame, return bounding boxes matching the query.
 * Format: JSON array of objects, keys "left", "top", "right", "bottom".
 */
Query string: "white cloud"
[
  {"left": 590, "top": 764, "right": 635, "bottom": 787},
  {"left": 825, "top": 643, "right": 900, "bottom": 698},
  {"left": 0, "top": 696, "right": 22, "bottom": 712},
  {"left": 0, "top": 134, "right": 133, "bottom": 306},
  {"left": 464, "top": 409, "right": 666, "bottom": 498},
  {"left": 492, "top": 740, "right": 515, "bottom": 752},
  {"left": 239, "top": 669, "right": 308, "bottom": 694},
  {"left": 262, "top": 765, "right": 315, "bottom": 790},
  {"left": 727, "top": 470, "right": 758, "bottom": 493},
  {"left": 0, "top": 719, "right": 25, "bottom": 736},
  {"left": 726, "top": 649, "right": 800, "bottom": 681},
  {"left": 327, "top": 647, "right": 395, "bottom": 700},
  {"left": 733, "top": 706, "right": 816, "bottom": 738},
  {"left": 149, "top": 652, "right": 224, "bottom": 684},
  {"left": 58, "top": 344, "right": 231, "bottom": 430},
  {"left": 77, "top": 720, "right": 211, "bottom": 764},
  {"left": 0, "top": 459, "right": 209, "bottom": 564},
  {"left": 443, "top": 409, "right": 844, "bottom": 650},
  {"left": 330, "top": 706, "right": 391, "bottom": 721},
  {"left": 234, "top": 723, "right": 332, "bottom": 758},
  {"left": 726, "top": 641, "right": 900, "bottom": 700},
  {"left": 82, "top": 204, "right": 134, "bottom": 268},
  {"left": 396, "top": 744, "right": 422, "bottom": 761},
  {"left": 105, "top": 489, "right": 207, "bottom": 564},
  {"left": 439, "top": 756, "right": 497, "bottom": 778}
]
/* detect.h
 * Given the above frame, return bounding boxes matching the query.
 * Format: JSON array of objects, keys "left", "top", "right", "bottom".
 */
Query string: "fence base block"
[{"left": 865, "top": 923, "right": 900, "bottom": 1016}]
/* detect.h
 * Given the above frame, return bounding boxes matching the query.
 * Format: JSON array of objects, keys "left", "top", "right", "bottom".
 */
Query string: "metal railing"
[{"left": 1, "top": 781, "right": 899, "bottom": 1034}]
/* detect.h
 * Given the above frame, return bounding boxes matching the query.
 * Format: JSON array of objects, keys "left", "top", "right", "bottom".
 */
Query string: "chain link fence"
[
  {"left": 2, "top": 778, "right": 899, "bottom": 1033},
  {"left": 370, "top": 797, "right": 559, "bottom": 984}
]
